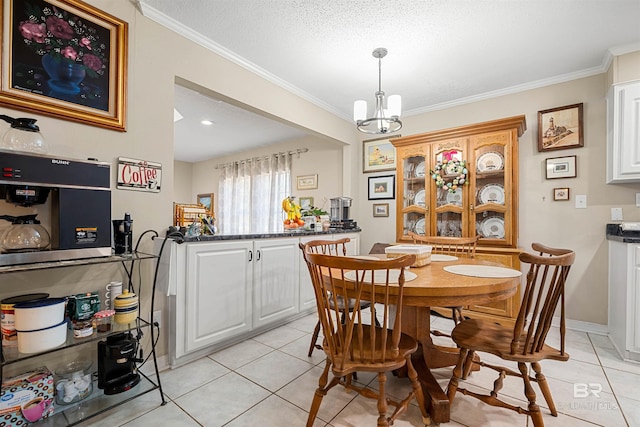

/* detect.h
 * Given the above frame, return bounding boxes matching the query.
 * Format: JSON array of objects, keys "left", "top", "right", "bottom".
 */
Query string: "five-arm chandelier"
[{"left": 353, "top": 47, "right": 402, "bottom": 134}]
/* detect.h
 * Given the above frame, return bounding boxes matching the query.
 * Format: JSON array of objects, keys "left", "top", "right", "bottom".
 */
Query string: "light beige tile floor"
[{"left": 79, "top": 314, "right": 640, "bottom": 426}]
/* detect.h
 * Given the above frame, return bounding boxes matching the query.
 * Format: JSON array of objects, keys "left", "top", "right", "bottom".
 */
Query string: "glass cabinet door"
[
  {"left": 471, "top": 131, "right": 512, "bottom": 245},
  {"left": 431, "top": 143, "right": 468, "bottom": 237},
  {"left": 397, "top": 147, "right": 428, "bottom": 240}
]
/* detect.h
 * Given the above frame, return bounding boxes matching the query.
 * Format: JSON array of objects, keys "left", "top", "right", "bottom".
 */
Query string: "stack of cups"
[{"left": 105, "top": 281, "right": 123, "bottom": 310}]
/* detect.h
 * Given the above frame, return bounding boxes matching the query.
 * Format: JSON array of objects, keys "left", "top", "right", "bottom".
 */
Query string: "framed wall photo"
[
  {"left": 553, "top": 188, "right": 570, "bottom": 201},
  {"left": 546, "top": 155, "right": 577, "bottom": 179},
  {"left": 363, "top": 135, "right": 399, "bottom": 173},
  {"left": 372, "top": 203, "right": 389, "bottom": 217},
  {"left": 197, "top": 193, "right": 214, "bottom": 216},
  {"left": 299, "top": 196, "right": 313, "bottom": 210},
  {"left": 368, "top": 175, "right": 395, "bottom": 200},
  {"left": 538, "top": 103, "right": 583, "bottom": 152},
  {"left": 0, "top": 0, "right": 128, "bottom": 131},
  {"left": 296, "top": 174, "right": 318, "bottom": 190}
]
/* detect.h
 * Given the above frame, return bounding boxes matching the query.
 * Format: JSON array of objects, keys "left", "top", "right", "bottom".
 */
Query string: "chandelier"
[{"left": 353, "top": 47, "right": 402, "bottom": 134}]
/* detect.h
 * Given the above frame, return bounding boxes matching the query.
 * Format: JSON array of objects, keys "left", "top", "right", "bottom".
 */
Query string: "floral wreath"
[{"left": 430, "top": 159, "right": 469, "bottom": 193}]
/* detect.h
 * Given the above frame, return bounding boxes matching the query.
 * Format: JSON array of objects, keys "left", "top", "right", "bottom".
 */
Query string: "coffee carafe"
[
  {"left": 0, "top": 115, "right": 48, "bottom": 154},
  {"left": 0, "top": 214, "right": 50, "bottom": 252}
]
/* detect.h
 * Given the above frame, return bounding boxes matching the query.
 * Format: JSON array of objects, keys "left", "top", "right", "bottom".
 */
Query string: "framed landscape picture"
[
  {"left": 363, "top": 136, "right": 398, "bottom": 173},
  {"left": 0, "top": 0, "right": 128, "bottom": 131},
  {"left": 197, "top": 193, "right": 214, "bottom": 216},
  {"left": 372, "top": 203, "right": 389, "bottom": 217},
  {"left": 538, "top": 103, "right": 583, "bottom": 152},
  {"left": 545, "top": 155, "right": 577, "bottom": 179},
  {"left": 368, "top": 175, "right": 395, "bottom": 200}
]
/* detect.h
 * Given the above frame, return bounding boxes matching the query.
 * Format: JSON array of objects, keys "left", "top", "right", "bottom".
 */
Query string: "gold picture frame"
[
  {"left": 372, "top": 203, "right": 389, "bottom": 217},
  {"left": 363, "top": 135, "right": 398, "bottom": 173},
  {"left": 297, "top": 174, "right": 318, "bottom": 190},
  {"left": 537, "top": 103, "right": 583, "bottom": 152},
  {"left": 197, "top": 193, "right": 214, "bottom": 216},
  {"left": 0, "top": 0, "right": 128, "bottom": 131}
]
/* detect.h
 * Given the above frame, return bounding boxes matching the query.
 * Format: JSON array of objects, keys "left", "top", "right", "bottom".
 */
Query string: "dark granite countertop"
[
  {"left": 180, "top": 228, "right": 361, "bottom": 242},
  {"left": 605, "top": 223, "right": 640, "bottom": 243}
]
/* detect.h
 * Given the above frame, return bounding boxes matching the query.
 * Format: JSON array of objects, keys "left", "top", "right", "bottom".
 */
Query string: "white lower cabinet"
[
  {"left": 608, "top": 240, "right": 640, "bottom": 362},
  {"left": 184, "top": 240, "right": 253, "bottom": 354},
  {"left": 169, "top": 233, "right": 359, "bottom": 366},
  {"left": 253, "top": 238, "right": 300, "bottom": 328}
]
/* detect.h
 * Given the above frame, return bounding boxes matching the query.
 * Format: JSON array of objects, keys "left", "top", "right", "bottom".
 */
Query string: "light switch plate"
[
  {"left": 636, "top": 193, "right": 640, "bottom": 207},
  {"left": 575, "top": 195, "right": 587, "bottom": 209},
  {"left": 611, "top": 207, "right": 623, "bottom": 221}
]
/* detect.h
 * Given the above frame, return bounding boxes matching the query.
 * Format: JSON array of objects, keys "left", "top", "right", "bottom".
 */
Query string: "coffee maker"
[
  {"left": 97, "top": 333, "right": 141, "bottom": 395},
  {"left": 0, "top": 149, "right": 111, "bottom": 265},
  {"left": 330, "top": 197, "right": 357, "bottom": 229},
  {"left": 112, "top": 212, "right": 133, "bottom": 255}
]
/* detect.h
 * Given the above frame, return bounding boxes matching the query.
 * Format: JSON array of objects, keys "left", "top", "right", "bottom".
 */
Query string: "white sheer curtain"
[{"left": 218, "top": 153, "right": 291, "bottom": 234}]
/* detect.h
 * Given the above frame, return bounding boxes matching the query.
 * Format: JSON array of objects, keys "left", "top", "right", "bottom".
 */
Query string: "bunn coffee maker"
[
  {"left": 0, "top": 149, "right": 111, "bottom": 265},
  {"left": 330, "top": 197, "right": 357, "bottom": 229},
  {"left": 97, "top": 333, "right": 141, "bottom": 394}
]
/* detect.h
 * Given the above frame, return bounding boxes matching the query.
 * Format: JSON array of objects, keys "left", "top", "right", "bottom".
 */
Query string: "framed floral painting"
[{"left": 0, "top": 0, "right": 128, "bottom": 131}]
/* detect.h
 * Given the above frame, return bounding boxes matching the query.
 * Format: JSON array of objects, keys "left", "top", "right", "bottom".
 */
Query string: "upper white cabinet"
[{"left": 607, "top": 81, "right": 640, "bottom": 183}]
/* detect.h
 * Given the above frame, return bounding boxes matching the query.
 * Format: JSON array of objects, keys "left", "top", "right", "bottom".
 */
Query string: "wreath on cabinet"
[{"left": 430, "top": 159, "right": 469, "bottom": 193}]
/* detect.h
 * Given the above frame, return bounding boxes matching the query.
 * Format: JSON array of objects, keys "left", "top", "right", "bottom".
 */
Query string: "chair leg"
[
  {"left": 532, "top": 361, "right": 558, "bottom": 416},
  {"left": 451, "top": 306, "right": 464, "bottom": 324},
  {"left": 518, "top": 362, "right": 544, "bottom": 427},
  {"left": 308, "top": 320, "right": 321, "bottom": 357},
  {"left": 376, "top": 372, "right": 389, "bottom": 427},
  {"left": 461, "top": 350, "right": 475, "bottom": 380},
  {"left": 406, "top": 356, "right": 431, "bottom": 426},
  {"left": 307, "top": 359, "right": 338, "bottom": 427},
  {"left": 447, "top": 348, "right": 468, "bottom": 402}
]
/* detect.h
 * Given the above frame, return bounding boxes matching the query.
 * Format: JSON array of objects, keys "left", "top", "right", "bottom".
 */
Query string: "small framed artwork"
[
  {"left": 0, "top": 0, "right": 129, "bottom": 131},
  {"left": 546, "top": 155, "right": 577, "bottom": 179},
  {"left": 372, "top": 203, "right": 389, "bottom": 217},
  {"left": 197, "top": 193, "right": 214, "bottom": 216},
  {"left": 368, "top": 175, "right": 395, "bottom": 200},
  {"left": 553, "top": 188, "right": 570, "bottom": 201},
  {"left": 538, "top": 103, "right": 584, "bottom": 152},
  {"left": 363, "top": 136, "right": 399, "bottom": 173},
  {"left": 297, "top": 174, "right": 318, "bottom": 190},
  {"left": 299, "top": 197, "right": 313, "bottom": 210}
]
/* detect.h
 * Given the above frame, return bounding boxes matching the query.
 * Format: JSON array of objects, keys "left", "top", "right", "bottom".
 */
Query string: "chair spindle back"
[
  {"left": 408, "top": 231, "right": 479, "bottom": 258},
  {"left": 512, "top": 244, "right": 575, "bottom": 357},
  {"left": 301, "top": 248, "right": 415, "bottom": 371}
]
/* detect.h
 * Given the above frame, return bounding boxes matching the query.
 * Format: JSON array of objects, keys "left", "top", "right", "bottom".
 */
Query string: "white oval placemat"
[
  {"left": 431, "top": 254, "right": 458, "bottom": 262},
  {"left": 344, "top": 270, "right": 417, "bottom": 283},
  {"left": 443, "top": 264, "right": 522, "bottom": 278}
]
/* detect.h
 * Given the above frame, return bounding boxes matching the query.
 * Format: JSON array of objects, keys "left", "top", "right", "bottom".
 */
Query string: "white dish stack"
[{"left": 13, "top": 298, "right": 67, "bottom": 354}]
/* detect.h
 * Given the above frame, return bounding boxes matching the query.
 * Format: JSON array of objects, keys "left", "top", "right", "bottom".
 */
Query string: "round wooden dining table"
[{"left": 360, "top": 256, "right": 521, "bottom": 424}]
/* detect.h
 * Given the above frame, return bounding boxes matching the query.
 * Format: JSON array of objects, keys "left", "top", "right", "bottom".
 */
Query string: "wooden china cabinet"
[{"left": 390, "top": 115, "right": 526, "bottom": 324}]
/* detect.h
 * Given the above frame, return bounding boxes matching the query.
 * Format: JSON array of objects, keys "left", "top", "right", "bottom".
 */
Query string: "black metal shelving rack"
[{"left": 0, "top": 231, "right": 169, "bottom": 426}]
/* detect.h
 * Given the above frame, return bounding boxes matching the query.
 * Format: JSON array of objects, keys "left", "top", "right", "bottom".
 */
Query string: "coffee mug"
[
  {"left": 105, "top": 281, "right": 123, "bottom": 309},
  {"left": 21, "top": 396, "right": 53, "bottom": 423}
]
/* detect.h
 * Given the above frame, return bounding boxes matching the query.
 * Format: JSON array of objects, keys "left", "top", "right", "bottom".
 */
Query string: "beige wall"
[
  {"left": 185, "top": 136, "right": 344, "bottom": 218},
  {"left": 173, "top": 161, "right": 193, "bottom": 204},
  {"left": 356, "top": 73, "right": 640, "bottom": 326}
]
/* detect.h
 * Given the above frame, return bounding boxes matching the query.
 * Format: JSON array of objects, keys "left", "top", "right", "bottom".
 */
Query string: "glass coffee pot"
[
  {"left": 0, "top": 214, "right": 51, "bottom": 252},
  {"left": 0, "top": 115, "right": 48, "bottom": 153}
]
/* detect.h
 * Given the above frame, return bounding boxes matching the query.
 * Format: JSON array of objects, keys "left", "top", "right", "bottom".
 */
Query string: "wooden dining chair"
[
  {"left": 301, "top": 238, "right": 372, "bottom": 357},
  {"left": 446, "top": 243, "right": 575, "bottom": 427},
  {"left": 301, "top": 250, "right": 430, "bottom": 427},
  {"left": 408, "top": 231, "right": 480, "bottom": 326}
]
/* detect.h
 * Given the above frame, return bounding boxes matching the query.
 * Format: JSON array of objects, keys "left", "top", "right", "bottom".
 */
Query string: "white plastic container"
[
  {"left": 13, "top": 297, "right": 66, "bottom": 331},
  {"left": 385, "top": 244, "right": 433, "bottom": 267},
  {"left": 16, "top": 320, "right": 67, "bottom": 354}
]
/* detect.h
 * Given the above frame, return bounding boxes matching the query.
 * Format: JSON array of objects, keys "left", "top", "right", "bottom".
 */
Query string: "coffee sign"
[{"left": 117, "top": 157, "right": 162, "bottom": 192}]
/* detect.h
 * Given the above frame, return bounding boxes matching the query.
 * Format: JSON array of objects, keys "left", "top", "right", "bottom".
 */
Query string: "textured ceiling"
[{"left": 137, "top": 0, "right": 640, "bottom": 162}]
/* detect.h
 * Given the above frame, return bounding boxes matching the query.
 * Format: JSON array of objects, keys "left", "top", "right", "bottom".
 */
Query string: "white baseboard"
[{"left": 552, "top": 316, "right": 608, "bottom": 335}]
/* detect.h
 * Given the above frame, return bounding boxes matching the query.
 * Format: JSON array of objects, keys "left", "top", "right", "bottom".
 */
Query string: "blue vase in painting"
[{"left": 41, "top": 54, "right": 86, "bottom": 95}]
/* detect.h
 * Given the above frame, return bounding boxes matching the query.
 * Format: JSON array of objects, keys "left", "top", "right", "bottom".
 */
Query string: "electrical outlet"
[{"left": 152, "top": 310, "right": 161, "bottom": 329}]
